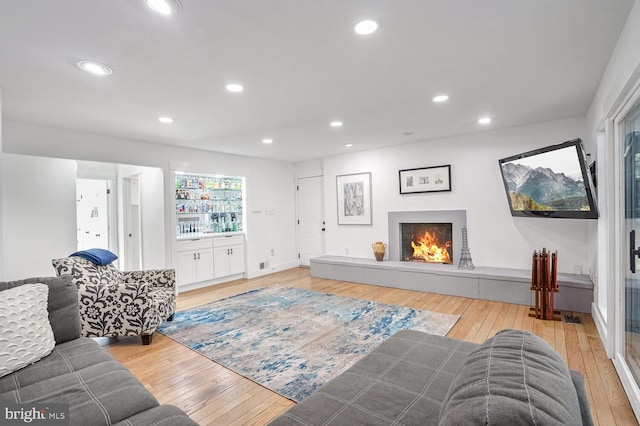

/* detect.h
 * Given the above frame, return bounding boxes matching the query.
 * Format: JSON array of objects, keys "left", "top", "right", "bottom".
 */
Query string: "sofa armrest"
[
  {"left": 571, "top": 370, "right": 594, "bottom": 426},
  {"left": 439, "top": 329, "right": 589, "bottom": 425},
  {"left": 122, "top": 269, "right": 175, "bottom": 290}
]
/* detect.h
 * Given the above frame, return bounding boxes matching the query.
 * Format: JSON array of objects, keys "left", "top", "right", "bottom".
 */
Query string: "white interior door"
[
  {"left": 123, "top": 175, "right": 142, "bottom": 271},
  {"left": 76, "top": 179, "right": 110, "bottom": 250},
  {"left": 297, "top": 176, "right": 325, "bottom": 266}
]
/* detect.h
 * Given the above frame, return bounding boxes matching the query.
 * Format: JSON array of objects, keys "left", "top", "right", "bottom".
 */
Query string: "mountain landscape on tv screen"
[{"left": 501, "top": 163, "right": 590, "bottom": 211}]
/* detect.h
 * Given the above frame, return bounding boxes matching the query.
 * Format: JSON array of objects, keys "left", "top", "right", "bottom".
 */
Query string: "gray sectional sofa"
[
  {"left": 270, "top": 329, "right": 593, "bottom": 425},
  {"left": 0, "top": 275, "right": 196, "bottom": 426}
]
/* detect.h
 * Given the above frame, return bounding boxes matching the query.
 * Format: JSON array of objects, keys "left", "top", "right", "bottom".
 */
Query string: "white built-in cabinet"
[
  {"left": 176, "top": 235, "right": 244, "bottom": 287},
  {"left": 213, "top": 235, "right": 245, "bottom": 278},
  {"left": 176, "top": 239, "right": 215, "bottom": 286}
]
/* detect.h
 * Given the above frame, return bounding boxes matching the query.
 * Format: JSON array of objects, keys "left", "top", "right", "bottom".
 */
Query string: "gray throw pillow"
[{"left": 439, "top": 329, "right": 582, "bottom": 425}]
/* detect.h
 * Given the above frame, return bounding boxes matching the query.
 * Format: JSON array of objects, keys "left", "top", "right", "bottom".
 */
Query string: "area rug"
[{"left": 157, "top": 285, "right": 459, "bottom": 401}]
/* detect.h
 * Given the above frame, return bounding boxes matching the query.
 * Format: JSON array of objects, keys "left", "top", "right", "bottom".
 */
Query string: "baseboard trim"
[
  {"left": 591, "top": 302, "right": 612, "bottom": 358},
  {"left": 613, "top": 356, "right": 640, "bottom": 423},
  {"left": 246, "top": 261, "right": 300, "bottom": 279}
]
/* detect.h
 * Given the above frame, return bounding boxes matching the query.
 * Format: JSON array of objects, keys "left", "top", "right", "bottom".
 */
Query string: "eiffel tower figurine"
[{"left": 458, "top": 226, "right": 475, "bottom": 270}]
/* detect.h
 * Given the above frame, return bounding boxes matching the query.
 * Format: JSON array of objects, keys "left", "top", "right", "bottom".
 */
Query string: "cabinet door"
[
  {"left": 196, "top": 247, "right": 215, "bottom": 282},
  {"left": 213, "top": 247, "right": 231, "bottom": 278},
  {"left": 229, "top": 245, "right": 245, "bottom": 275},
  {"left": 177, "top": 250, "right": 197, "bottom": 286}
]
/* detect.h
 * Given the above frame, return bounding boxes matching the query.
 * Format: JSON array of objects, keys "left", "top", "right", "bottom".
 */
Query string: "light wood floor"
[{"left": 103, "top": 267, "right": 639, "bottom": 425}]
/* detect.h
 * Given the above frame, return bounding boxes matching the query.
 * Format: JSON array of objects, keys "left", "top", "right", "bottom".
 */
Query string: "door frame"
[
  {"left": 122, "top": 174, "right": 142, "bottom": 271},
  {"left": 612, "top": 79, "right": 640, "bottom": 418},
  {"left": 74, "top": 171, "right": 118, "bottom": 255},
  {"left": 296, "top": 174, "right": 325, "bottom": 266}
]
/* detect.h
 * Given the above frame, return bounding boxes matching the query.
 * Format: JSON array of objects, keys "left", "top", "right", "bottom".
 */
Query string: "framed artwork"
[
  {"left": 399, "top": 165, "right": 451, "bottom": 194},
  {"left": 336, "top": 172, "right": 372, "bottom": 225}
]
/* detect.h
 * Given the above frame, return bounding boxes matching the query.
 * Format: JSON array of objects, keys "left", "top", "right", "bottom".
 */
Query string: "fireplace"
[
  {"left": 388, "top": 210, "right": 466, "bottom": 264},
  {"left": 401, "top": 223, "right": 453, "bottom": 264}
]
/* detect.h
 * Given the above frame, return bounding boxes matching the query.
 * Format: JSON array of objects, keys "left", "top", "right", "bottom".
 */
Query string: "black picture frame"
[{"left": 399, "top": 165, "right": 451, "bottom": 194}]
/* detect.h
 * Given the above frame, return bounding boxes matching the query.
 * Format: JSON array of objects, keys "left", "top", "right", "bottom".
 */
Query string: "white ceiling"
[{"left": 0, "top": 1, "right": 634, "bottom": 163}]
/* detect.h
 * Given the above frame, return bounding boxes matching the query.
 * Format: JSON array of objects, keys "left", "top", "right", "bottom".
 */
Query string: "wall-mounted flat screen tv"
[{"left": 498, "top": 138, "right": 598, "bottom": 219}]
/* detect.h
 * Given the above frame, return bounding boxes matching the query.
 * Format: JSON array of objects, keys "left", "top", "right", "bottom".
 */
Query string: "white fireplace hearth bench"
[{"left": 310, "top": 256, "right": 593, "bottom": 313}]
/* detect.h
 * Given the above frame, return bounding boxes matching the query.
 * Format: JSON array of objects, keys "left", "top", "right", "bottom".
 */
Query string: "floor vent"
[{"left": 565, "top": 315, "right": 583, "bottom": 325}]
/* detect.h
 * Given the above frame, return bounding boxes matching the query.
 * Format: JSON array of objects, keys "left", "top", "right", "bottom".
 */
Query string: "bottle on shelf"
[{"left": 175, "top": 173, "right": 244, "bottom": 235}]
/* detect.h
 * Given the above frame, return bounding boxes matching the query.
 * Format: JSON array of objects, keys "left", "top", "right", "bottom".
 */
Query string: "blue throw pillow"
[{"left": 70, "top": 248, "right": 118, "bottom": 266}]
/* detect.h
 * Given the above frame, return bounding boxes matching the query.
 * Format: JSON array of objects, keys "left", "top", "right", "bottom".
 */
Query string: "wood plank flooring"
[{"left": 103, "top": 267, "right": 639, "bottom": 425}]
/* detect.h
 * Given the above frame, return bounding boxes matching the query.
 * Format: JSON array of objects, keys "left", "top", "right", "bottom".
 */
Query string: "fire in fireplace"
[{"left": 401, "top": 223, "right": 453, "bottom": 264}]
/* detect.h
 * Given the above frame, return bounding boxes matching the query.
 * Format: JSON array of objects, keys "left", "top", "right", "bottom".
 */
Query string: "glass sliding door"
[{"left": 623, "top": 100, "right": 640, "bottom": 386}]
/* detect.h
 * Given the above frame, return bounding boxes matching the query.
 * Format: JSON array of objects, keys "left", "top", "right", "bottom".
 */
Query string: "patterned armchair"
[{"left": 52, "top": 256, "right": 176, "bottom": 345}]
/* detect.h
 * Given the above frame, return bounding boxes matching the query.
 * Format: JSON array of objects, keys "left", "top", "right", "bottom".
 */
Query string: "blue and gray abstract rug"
[{"left": 157, "top": 285, "right": 459, "bottom": 401}]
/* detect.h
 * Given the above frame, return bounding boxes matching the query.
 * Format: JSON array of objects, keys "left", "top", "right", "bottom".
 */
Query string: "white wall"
[
  {"left": 169, "top": 160, "right": 297, "bottom": 277},
  {"left": 323, "top": 117, "right": 590, "bottom": 274},
  {"left": 2, "top": 120, "right": 298, "bottom": 278},
  {"left": 584, "top": 0, "right": 640, "bottom": 404},
  {"left": 1, "top": 154, "right": 78, "bottom": 280},
  {"left": 587, "top": 0, "right": 640, "bottom": 326},
  {"left": 295, "top": 159, "right": 324, "bottom": 179},
  {"left": 587, "top": 2, "right": 640, "bottom": 138}
]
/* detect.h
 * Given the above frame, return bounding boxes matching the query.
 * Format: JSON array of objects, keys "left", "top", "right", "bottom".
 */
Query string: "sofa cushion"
[
  {"left": 439, "top": 329, "right": 582, "bottom": 425},
  {"left": 0, "top": 275, "right": 81, "bottom": 344},
  {"left": 0, "top": 338, "right": 160, "bottom": 426},
  {"left": 112, "top": 404, "right": 198, "bottom": 426},
  {"left": 0, "top": 284, "right": 55, "bottom": 378},
  {"left": 0, "top": 338, "right": 112, "bottom": 394}
]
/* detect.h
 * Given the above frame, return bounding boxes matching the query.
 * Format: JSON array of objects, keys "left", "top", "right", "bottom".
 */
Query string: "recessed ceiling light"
[
  {"left": 226, "top": 83, "right": 244, "bottom": 92},
  {"left": 158, "top": 117, "right": 174, "bottom": 124},
  {"left": 146, "top": 0, "right": 181, "bottom": 16},
  {"left": 354, "top": 20, "right": 378, "bottom": 35},
  {"left": 262, "top": 138, "right": 273, "bottom": 144},
  {"left": 344, "top": 143, "right": 353, "bottom": 148},
  {"left": 433, "top": 95, "right": 449, "bottom": 103},
  {"left": 76, "top": 61, "right": 113, "bottom": 76},
  {"left": 478, "top": 116, "right": 492, "bottom": 125},
  {"left": 330, "top": 121, "right": 343, "bottom": 127}
]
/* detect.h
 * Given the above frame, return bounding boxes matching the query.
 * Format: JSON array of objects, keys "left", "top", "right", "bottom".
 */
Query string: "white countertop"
[{"left": 176, "top": 231, "right": 244, "bottom": 240}]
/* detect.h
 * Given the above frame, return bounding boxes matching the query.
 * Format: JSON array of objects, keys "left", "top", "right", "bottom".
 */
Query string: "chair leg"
[
  {"left": 141, "top": 334, "right": 153, "bottom": 345},
  {"left": 167, "top": 314, "right": 174, "bottom": 321}
]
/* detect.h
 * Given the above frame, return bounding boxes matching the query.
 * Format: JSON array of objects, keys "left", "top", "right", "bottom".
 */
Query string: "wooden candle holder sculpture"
[{"left": 529, "top": 248, "right": 560, "bottom": 321}]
